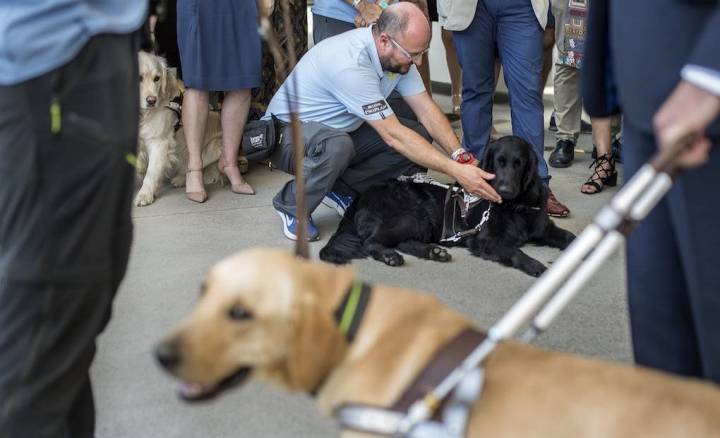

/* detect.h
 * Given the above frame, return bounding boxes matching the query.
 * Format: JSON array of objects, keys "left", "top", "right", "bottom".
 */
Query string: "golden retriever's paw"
[
  {"left": 203, "top": 166, "right": 222, "bottom": 185},
  {"left": 170, "top": 174, "right": 186, "bottom": 188},
  {"left": 134, "top": 189, "right": 156, "bottom": 207}
]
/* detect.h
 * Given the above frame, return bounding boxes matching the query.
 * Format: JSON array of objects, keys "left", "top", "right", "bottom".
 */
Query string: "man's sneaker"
[
  {"left": 322, "top": 192, "right": 353, "bottom": 217},
  {"left": 546, "top": 188, "right": 570, "bottom": 218},
  {"left": 275, "top": 208, "right": 320, "bottom": 241},
  {"left": 549, "top": 139, "right": 576, "bottom": 168}
]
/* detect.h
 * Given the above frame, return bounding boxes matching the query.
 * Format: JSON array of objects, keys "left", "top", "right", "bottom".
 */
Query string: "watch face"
[{"left": 455, "top": 152, "right": 474, "bottom": 164}]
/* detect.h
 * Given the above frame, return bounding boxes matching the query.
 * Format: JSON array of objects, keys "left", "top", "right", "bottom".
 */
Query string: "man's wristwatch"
[
  {"left": 352, "top": 0, "right": 362, "bottom": 9},
  {"left": 452, "top": 148, "right": 475, "bottom": 164}
]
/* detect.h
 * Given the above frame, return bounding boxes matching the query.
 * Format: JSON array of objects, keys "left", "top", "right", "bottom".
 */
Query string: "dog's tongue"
[{"left": 178, "top": 382, "right": 209, "bottom": 399}]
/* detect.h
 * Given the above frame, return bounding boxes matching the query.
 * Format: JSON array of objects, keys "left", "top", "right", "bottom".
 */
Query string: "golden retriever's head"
[
  {"left": 155, "top": 248, "right": 354, "bottom": 402},
  {"left": 138, "top": 51, "right": 181, "bottom": 110}
]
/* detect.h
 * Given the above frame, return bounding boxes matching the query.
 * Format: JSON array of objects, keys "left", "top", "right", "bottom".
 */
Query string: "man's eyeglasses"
[{"left": 388, "top": 35, "right": 429, "bottom": 61}]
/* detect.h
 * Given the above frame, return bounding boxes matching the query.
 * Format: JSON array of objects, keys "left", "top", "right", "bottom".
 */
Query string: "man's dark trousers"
[
  {"left": 0, "top": 34, "right": 139, "bottom": 437},
  {"left": 623, "top": 124, "right": 720, "bottom": 384},
  {"left": 453, "top": 0, "right": 549, "bottom": 183}
]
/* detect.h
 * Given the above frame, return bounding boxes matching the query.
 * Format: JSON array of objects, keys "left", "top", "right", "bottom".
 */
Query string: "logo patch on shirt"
[{"left": 362, "top": 100, "right": 389, "bottom": 116}]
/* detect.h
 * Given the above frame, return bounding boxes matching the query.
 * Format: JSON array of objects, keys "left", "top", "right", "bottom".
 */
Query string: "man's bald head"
[{"left": 375, "top": 2, "right": 431, "bottom": 43}]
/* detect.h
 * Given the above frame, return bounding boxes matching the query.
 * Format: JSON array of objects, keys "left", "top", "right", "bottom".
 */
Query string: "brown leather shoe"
[{"left": 547, "top": 188, "right": 570, "bottom": 218}]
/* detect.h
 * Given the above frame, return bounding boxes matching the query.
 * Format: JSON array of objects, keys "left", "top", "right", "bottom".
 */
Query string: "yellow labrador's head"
[
  {"left": 155, "top": 248, "right": 354, "bottom": 402},
  {"left": 138, "top": 51, "right": 181, "bottom": 110}
]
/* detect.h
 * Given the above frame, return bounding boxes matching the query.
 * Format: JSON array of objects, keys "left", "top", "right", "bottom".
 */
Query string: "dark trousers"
[
  {"left": 453, "top": 0, "right": 549, "bottom": 183},
  {"left": 623, "top": 122, "right": 720, "bottom": 384},
  {"left": 272, "top": 119, "right": 428, "bottom": 217},
  {"left": 0, "top": 34, "right": 139, "bottom": 437}
]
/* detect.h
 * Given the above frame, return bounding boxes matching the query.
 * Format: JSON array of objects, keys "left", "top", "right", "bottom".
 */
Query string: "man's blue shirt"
[
  {"left": 0, "top": 0, "right": 147, "bottom": 85},
  {"left": 311, "top": 0, "right": 368, "bottom": 24},
  {"left": 264, "top": 27, "right": 425, "bottom": 132}
]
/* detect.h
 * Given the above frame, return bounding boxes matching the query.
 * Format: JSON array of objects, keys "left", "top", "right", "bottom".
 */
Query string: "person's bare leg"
[
  {"left": 442, "top": 28, "right": 462, "bottom": 115},
  {"left": 219, "top": 88, "right": 254, "bottom": 194},
  {"left": 541, "top": 26, "right": 555, "bottom": 94},
  {"left": 581, "top": 117, "right": 616, "bottom": 194},
  {"left": 182, "top": 88, "right": 209, "bottom": 202}
]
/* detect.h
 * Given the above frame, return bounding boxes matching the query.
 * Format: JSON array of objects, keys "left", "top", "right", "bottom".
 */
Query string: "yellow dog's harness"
[{"left": 330, "top": 279, "right": 487, "bottom": 437}]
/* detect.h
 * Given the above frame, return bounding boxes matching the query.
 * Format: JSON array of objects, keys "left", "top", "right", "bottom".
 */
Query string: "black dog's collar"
[{"left": 333, "top": 280, "right": 373, "bottom": 343}]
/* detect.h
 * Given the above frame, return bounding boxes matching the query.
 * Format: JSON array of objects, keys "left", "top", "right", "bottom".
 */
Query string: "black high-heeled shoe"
[{"left": 581, "top": 154, "right": 617, "bottom": 195}]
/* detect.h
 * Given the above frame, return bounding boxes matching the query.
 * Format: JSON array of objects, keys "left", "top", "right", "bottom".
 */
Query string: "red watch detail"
[{"left": 454, "top": 151, "right": 475, "bottom": 164}]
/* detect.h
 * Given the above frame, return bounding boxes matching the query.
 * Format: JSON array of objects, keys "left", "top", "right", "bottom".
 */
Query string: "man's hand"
[
  {"left": 653, "top": 80, "right": 720, "bottom": 169},
  {"left": 354, "top": 2, "right": 383, "bottom": 27},
  {"left": 451, "top": 163, "right": 502, "bottom": 203}
]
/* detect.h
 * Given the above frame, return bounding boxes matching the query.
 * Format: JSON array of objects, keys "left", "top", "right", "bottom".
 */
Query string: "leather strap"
[{"left": 391, "top": 328, "right": 486, "bottom": 418}]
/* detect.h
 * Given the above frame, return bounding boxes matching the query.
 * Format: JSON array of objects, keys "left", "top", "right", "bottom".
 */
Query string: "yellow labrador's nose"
[
  {"left": 155, "top": 338, "right": 181, "bottom": 371},
  {"left": 146, "top": 96, "right": 158, "bottom": 107}
]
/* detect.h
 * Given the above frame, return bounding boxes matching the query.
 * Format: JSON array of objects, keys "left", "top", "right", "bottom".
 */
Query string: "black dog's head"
[{"left": 480, "top": 136, "right": 542, "bottom": 202}]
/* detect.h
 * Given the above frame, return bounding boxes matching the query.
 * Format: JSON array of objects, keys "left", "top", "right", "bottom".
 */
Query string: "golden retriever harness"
[{"left": 335, "top": 329, "right": 487, "bottom": 437}]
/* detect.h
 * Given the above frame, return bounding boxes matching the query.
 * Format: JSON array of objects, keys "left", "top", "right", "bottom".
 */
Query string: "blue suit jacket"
[{"left": 583, "top": 0, "right": 720, "bottom": 134}]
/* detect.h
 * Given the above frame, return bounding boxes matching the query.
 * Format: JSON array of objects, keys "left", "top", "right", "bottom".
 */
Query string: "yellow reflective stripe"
[
  {"left": 126, "top": 153, "right": 139, "bottom": 168},
  {"left": 339, "top": 280, "right": 363, "bottom": 335},
  {"left": 50, "top": 102, "right": 61, "bottom": 134}
]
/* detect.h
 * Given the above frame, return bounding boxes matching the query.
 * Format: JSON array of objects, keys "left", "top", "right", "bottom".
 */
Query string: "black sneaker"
[{"left": 549, "top": 139, "right": 575, "bottom": 168}]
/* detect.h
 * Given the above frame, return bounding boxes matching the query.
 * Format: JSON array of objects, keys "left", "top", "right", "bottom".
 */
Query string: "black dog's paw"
[
  {"left": 558, "top": 230, "right": 577, "bottom": 250},
  {"left": 521, "top": 259, "right": 547, "bottom": 277},
  {"left": 383, "top": 252, "right": 404, "bottom": 267},
  {"left": 429, "top": 246, "right": 452, "bottom": 262}
]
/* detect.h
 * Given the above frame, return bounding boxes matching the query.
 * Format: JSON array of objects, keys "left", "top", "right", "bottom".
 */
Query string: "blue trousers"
[
  {"left": 453, "top": 0, "right": 549, "bottom": 183},
  {"left": 624, "top": 122, "right": 720, "bottom": 384}
]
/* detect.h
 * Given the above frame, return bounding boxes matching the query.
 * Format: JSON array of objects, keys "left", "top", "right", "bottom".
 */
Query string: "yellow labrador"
[{"left": 155, "top": 248, "right": 720, "bottom": 437}]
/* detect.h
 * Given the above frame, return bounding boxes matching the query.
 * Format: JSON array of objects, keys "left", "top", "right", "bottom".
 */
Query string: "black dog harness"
[{"left": 397, "top": 173, "right": 493, "bottom": 244}]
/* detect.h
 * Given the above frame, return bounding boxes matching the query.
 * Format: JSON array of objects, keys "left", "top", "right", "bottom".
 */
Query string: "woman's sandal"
[
  {"left": 218, "top": 158, "right": 255, "bottom": 195},
  {"left": 185, "top": 168, "right": 208, "bottom": 203},
  {"left": 581, "top": 153, "right": 617, "bottom": 195}
]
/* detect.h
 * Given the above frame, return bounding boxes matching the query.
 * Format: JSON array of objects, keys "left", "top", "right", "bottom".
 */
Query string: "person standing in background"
[
  {"left": 177, "top": 0, "right": 260, "bottom": 202},
  {"left": 0, "top": 1, "right": 145, "bottom": 436},
  {"left": 444, "top": 0, "right": 572, "bottom": 217},
  {"left": 583, "top": 0, "right": 720, "bottom": 384}
]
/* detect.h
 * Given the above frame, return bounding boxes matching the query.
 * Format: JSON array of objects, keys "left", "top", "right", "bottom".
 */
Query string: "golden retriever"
[
  {"left": 155, "top": 248, "right": 720, "bottom": 437},
  {"left": 136, "top": 51, "right": 222, "bottom": 206}
]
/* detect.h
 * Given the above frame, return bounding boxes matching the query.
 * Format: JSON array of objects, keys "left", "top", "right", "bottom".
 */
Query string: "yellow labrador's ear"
[{"left": 285, "top": 285, "right": 347, "bottom": 392}]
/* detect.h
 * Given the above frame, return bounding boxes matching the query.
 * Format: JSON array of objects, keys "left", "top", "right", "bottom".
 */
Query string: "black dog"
[{"left": 319, "top": 136, "right": 576, "bottom": 276}]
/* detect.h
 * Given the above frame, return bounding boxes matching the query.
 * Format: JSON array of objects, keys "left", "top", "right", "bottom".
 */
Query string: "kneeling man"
[{"left": 264, "top": 2, "right": 500, "bottom": 241}]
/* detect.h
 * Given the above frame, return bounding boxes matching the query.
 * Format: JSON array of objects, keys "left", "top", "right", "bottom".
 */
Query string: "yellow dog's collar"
[{"left": 334, "top": 280, "right": 373, "bottom": 342}]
